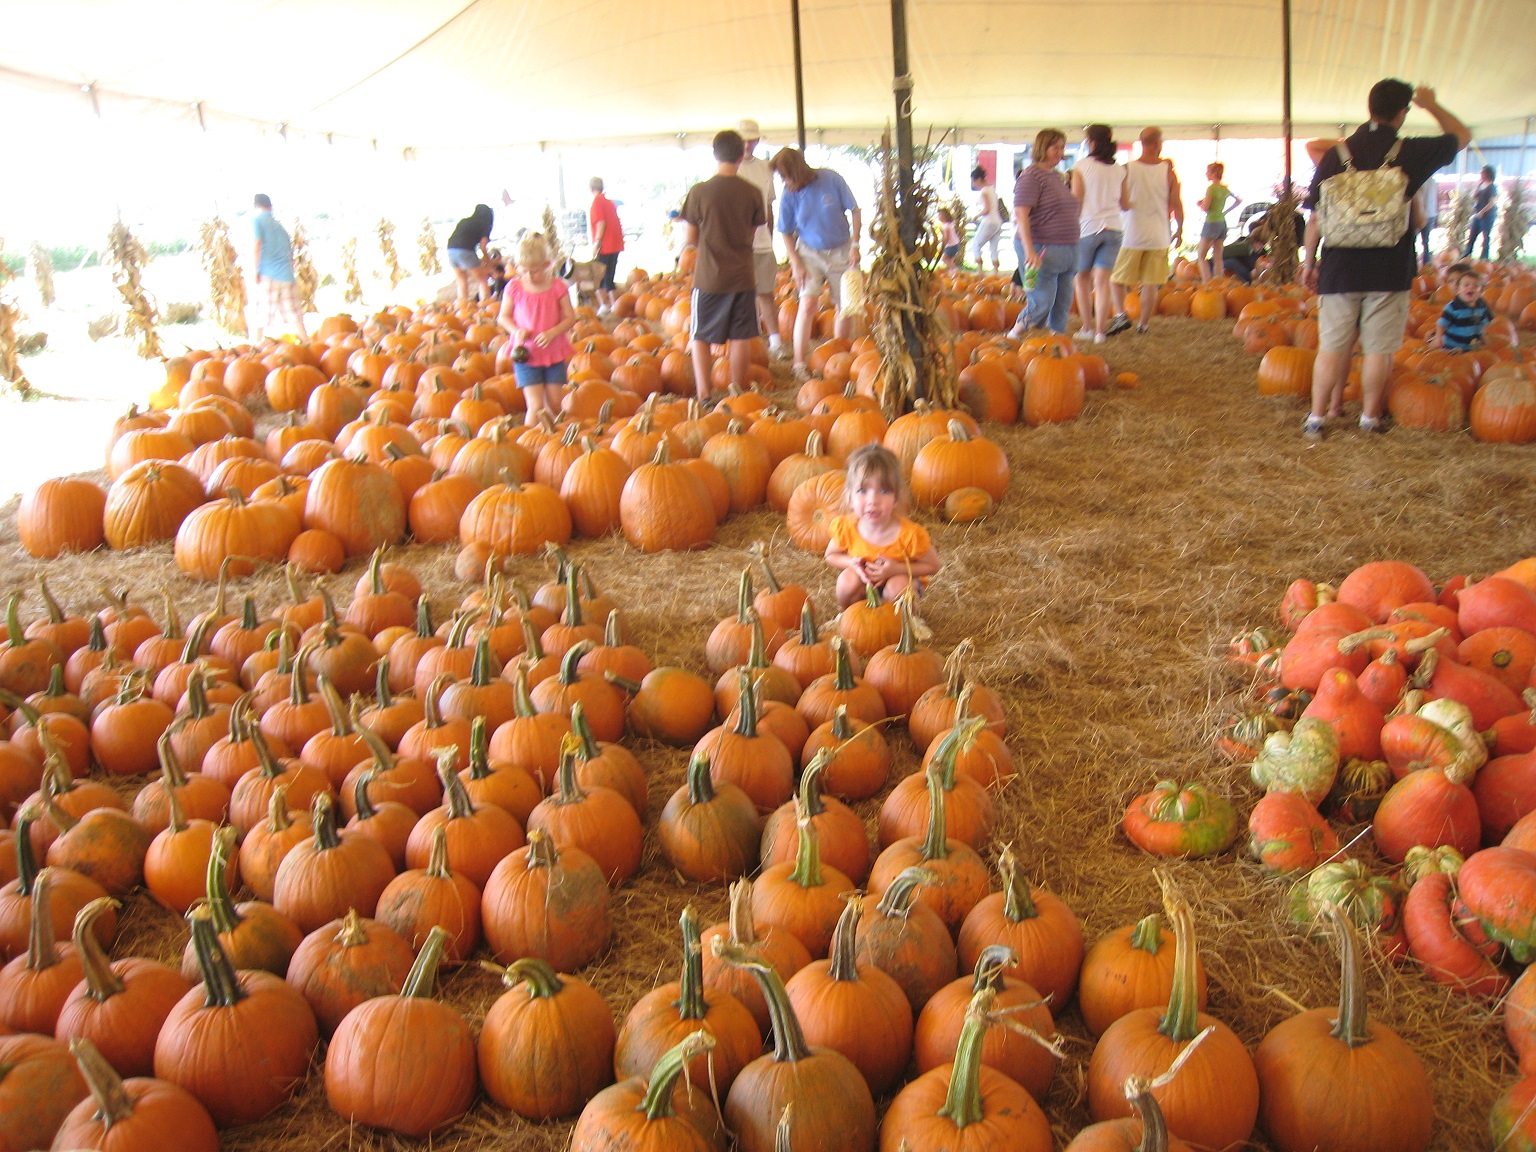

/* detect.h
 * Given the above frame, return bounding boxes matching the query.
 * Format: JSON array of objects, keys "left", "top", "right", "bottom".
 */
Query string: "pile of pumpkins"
[
  {"left": 13, "top": 273, "right": 1067, "bottom": 576},
  {"left": 2, "top": 525, "right": 1467, "bottom": 1151},
  {"left": 1182, "top": 555, "right": 1536, "bottom": 1147},
  {"left": 1232, "top": 262, "right": 1536, "bottom": 443}
]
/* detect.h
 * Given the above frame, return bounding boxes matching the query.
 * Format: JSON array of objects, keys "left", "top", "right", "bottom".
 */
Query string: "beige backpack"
[{"left": 1316, "top": 139, "right": 1411, "bottom": 249}]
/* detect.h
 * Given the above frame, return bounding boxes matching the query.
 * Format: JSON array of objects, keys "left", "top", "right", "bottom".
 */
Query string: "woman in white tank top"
[{"left": 1070, "top": 125, "right": 1130, "bottom": 341}]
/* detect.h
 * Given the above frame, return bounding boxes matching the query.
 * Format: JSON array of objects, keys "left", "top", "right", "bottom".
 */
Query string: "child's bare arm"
[
  {"left": 824, "top": 542, "right": 860, "bottom": 573},
  {"left": 904, "top": 545, "right": 941, "bottom": 580}
]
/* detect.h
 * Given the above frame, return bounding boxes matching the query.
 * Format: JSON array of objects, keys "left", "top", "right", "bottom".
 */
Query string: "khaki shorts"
[
  {"left": 753, "top": 250, "right": 778, "bottom": 296},
  {"left": 796, "top": 240, "right": 852, "bottom": 307},
  {"left": 1317, "top": 291, "right": 1411, "bottom": 356},
  {"left": 1109, "top": 247, "right": 1170, "bottom": 286}
]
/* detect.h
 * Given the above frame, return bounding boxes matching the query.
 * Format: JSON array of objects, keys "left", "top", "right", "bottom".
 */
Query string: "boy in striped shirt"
[{"left": 1436, "top": 263, "right": 1494, "bottom": 351}]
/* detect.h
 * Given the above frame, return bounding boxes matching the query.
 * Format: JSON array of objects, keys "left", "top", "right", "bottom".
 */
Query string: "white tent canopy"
[{"left": 5, "top": 0, "right": 1535, "bottom": 152}]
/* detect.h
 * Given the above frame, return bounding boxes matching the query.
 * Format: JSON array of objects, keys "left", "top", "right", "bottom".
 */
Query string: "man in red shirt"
[{"left": 589, "top": 177, "right": 624, "bottom": 315}]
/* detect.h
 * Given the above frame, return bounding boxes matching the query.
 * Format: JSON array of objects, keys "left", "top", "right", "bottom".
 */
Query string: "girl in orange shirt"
[{"left": 825, "top": 444, "right": 942, "bottom": 606}]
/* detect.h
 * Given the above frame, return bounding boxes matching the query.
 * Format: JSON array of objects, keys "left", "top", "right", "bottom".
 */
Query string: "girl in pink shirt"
[{"left": 497, "top": 233, "right": 576, "bottom": 424}]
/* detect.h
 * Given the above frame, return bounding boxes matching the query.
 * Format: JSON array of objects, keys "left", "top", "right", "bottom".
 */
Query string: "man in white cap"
[{"left": 735, "top": 118, "right": 786, "bottom": 358}]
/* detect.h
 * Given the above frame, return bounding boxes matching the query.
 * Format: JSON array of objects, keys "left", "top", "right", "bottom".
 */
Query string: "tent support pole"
[
  {"left": 1519, "top": 116, "right": 1533, "bottom": 183},
  {"left": 891, "top": 0, "right": 917, "bottom": 249},
  {"left": 792, "top": 0, "right": 807, "bottom": 150},
  {"left": 1281, "top": 0, "right": 1293, "bottom": 196}
]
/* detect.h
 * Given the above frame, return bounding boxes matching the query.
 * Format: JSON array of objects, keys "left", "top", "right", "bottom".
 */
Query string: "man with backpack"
[{"left": 1299, "top": 80, "right": 1469, "bottom": 440}]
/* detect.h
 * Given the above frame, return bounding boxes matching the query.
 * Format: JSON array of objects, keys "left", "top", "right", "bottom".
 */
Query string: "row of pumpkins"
[
  {"left": 1184, "top": 556, "right": 1536, "bottom": 1149},
  {"left": 1227, "top": 262, "right": 1536, "bottom": 442},
  {"left": 14, "top": 275, "right": 1099, "bottom": 574},
  {"left": 0, "top": 537, "right": 1470, "bottom": 1152}
]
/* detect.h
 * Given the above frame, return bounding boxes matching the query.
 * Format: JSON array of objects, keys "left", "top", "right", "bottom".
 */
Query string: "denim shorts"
[
  {"left": 1200, "top": 220, "right": 1228, "bottom": 241},
  {"left": 446, "top": 248, "right": 482, "bottom": 271},
  {"left": 513, "top": 361, "right": 569, "bottom": 387},
  {"left": 1077, "top": 230, "right": 1122, "bottom": 273}
]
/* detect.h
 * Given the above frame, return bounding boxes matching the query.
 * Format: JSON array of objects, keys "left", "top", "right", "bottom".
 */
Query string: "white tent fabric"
[{"left": 4, "top": 0, "right": 1534, "bottom": 150}]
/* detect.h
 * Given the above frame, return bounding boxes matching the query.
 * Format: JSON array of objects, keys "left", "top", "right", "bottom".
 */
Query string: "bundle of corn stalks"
[
  {"left": 418, "top": 217, "right": 442, "bottom": 276},
  {"left": 289, "top": 222, "right": 319, "bottom": 314},
  {"left": 1254, "top": 189, "right": 1301, "bottom": 285},
  {"left": 29, "top": 243, "right": 55, "bottom": 308},
  {"left": 377, "top": 219, "right": 406, "bottom": 288},
  {"left": 340, "top": 238, "right": 364, "bottom": 304},
  {"left": 197, "top": 218, "right": 247, "bottom": 336},
  {"left": 107, "top": 219, "right": 163, "bottom": 360},
  {"left": 0, "top": 251, "right": 31, "bottom": 393},
  {"left": 947, "top": 195, "right": 970, "bottom": 265},
  {"left": 1497, "top": 180, "right": 1532, "bottom": 264},
  {"left": 866, "top": 133, "right": 956, "bottom": 418},
  {"left": 542, "top": 206, "right": 565, "bottom": 270},
  {"left": 1442, "top": 190, "right": 1473, "bottom": 258}
]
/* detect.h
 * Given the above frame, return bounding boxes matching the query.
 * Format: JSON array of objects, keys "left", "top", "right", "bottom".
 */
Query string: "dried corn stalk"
[
  {"left": 377, "top": 219, "right": 406, "bottom": 288},
  {"left": 867, "top": 132, "right": 955, "bottom": 418},
  {"left": 289, "top": 222, "right": 319, "bottom": 313},
  {"left": 1497, "top": 181, "right": 1532, "bottom": 264},
  {"left": 340, "top": 238, "right": 364, "bottom": 304},
  {"left": 0, "top": 252, "right": 31, "bottom": 393},
  {"left": 107, "top": 219, "right": 163, "bottom": 359},
  {"left": 542, "top": 206, "right": 565, "bottom": 269},
  {"left": 29, "top": 243, "right": 55, "bottom": 308},
  {"left": 1442, "top": 190, "right": 1473, "bottom": 258},
  {"left": 419, "top": 217, "right": 442, "bottom": 275},
  {"left": 198, "top": 218, "right": 247, "bottom": 336},
  {"left": 1254, "top": 190, "right": 1301, "bottom": 285},
  {"left": 947, "top": 195, "right": 970, "bottom": 265}
]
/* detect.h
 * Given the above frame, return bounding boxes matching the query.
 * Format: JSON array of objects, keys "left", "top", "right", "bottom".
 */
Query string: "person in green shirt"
[{"left": 1196, "top": 162, "right": 1241, "bottom": 282}]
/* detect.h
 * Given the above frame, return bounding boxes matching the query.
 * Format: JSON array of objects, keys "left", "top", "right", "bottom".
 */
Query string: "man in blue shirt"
[
  {"left": 250, "top": 194, "right": 306, "bottom": 341},
  {"left": 770, "top": 147, "right": 861, "bottom": 378}
]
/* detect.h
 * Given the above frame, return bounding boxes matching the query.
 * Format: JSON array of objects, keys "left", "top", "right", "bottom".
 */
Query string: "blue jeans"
[
  {"left": 1024, "top": 244, "right": 1078, "bottom": 333},
  {"left": 1465, "top": 216, "right": 1495, "bottom": 260}
]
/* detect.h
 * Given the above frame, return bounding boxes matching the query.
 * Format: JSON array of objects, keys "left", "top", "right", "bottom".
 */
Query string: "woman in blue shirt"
[{"left": 770, "top": 148, "right": 862, "bottom": 378}]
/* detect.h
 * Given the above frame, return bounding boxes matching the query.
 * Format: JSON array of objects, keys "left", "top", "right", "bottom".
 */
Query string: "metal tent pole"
[
  {"left": 792, "top": 0, "right": 807, "bottom": 150},
  {"left": 891, "top": 0, "right": 917, "bottom": 248},
  {"left": 1281, "top": 0, "right": 1293, "bottom": 196}
]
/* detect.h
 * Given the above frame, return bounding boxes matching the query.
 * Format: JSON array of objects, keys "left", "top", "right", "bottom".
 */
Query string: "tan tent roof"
[{"left": 5, "top": 0, "right": 1534, "bottom": 150}]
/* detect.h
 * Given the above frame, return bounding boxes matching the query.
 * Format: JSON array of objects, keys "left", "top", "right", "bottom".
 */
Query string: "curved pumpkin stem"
[
  {"left": 1123, "top": 1075, "right": 1174, "bottom": 1152},
  {"left": 874, "top": 865, "right": 937, "bottom": 919},
  {"left": 831, "top": 636, "right": 857, "bottom": 692},
  {"left": 187, "top": 902, "right": 247, "bottom": 1008},
  {"left": 524, "top": 827, "right": 559, "bottom": 870},
  {"left": 796, "top": 600, "right": 818, "bottom": 646},
  {"left": 675, "top": 905, "right": 708, "bottom": 1021},
  {"left": 935, "top": 986, "right": 995, "bottom": 1129},
  {"left": 204, "top": 825, "right": 244, "bottom": 935},
  {"left": 400, "top": 926, "right": 451, "bottom": 999},
  {"left": 797, "top": 751, "right": 831, "bottom": 819},
  {"left": 437, "top": 748, "right": 476, "bottom": 820},
  {"left": 788, "top": 805, "right": 823, "bottom": 891},
  {"left": 1327, "top": 903, "right": 1373, "bottom": 1048},
  {"left": 68, "top": 1037, "right": 137, "bottom": 1128},
  {"left": 639, "top": 1032, "right": 715, "bottom": 1121},
  {"left": 309, "top": 793, "right": 342, "bottom": 852},
  {"left": 732, "top": 667, "right": 761, "bottom": 737},
  {"left": 827, "top": 894, "right": 864, "bottom": 982},
  {"left": 998, "top": 844, "right": 1038, "bottom": 923},
  {"left": 1156, "top": 894, "right": 1202, "bottom": 1045},
  {"left": 919, "top": 769, "right": 952, "bottom": 865},
  {"left": 25, "top": 867, "right": 63, "bottom": 972},
  {"left": 685, "top": 750, "right": 718, "bottom": 806},
  {"left": 969, "top": 943, "right": 1018, "bottom": 994},
  {"left": 501, "top": 956, "right": 565, "bottom": 999},
  {"left": 928, "top": 714, "right": 985, "bottom": 791},
  {"left": 713, "top": 939, "right": 813, "bottom": 1063},
  {"left": 550, "top": 735, "right": 588, "bottom": 806}
]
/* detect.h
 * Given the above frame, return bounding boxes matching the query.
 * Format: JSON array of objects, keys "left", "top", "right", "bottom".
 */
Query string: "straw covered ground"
[{"left": 2, "top": 314, "right": 1534, "bottom": 1151}]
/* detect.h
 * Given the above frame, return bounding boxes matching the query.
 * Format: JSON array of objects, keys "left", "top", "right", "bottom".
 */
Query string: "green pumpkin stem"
[
  {"left": 11, "top": 808, "right": 40, "bottom": 896},
  {"left": 757, "top": 550, "right": 784, "bottom": 595},
  {"left": 552, "top": 737, "right": 587, "bottom": 805},
  {"left": 353, "top": 769, "right": 383, "bottom": 822},
  {"left": 929, "top": 714, "right": 984, "bottom": 790},
  {"left": 182, "top": 668, "right": 212, "bottom": 721},
  {"left": 734, "top": 567, "right": 754, "bottom": 625},
  {"left": 715, "top": 939, "right": 813, "bottom": 1063},
  {"left": 732, "top": 667, "right": 760, "bottom": 737},
  {"left": 72, "top": 897, "right": 124, "bottom": 1000},
  {"left": 675, "top": 905, "right": 707, "bottom": 1020},
  {"left": 895, "top": 595, "right": 920, "bottom": 655},
  {"left": 467, "top": 716, "right": 492, "bottom": 780},
  {"left": 36, "top": 577, "right": 66, "bottom": 625},
  {"left": 372, "top": 654, "right": 396, "bottom": 710},
  {"left": 205, "top": 825, "right": 243, "bottom": 935},
  {"left": 502, "top": 956, "right": 565, "bottom": 998},
  {"left": 319, "top": 677, "right": 350, "bottom": 737},
  {"left": 1328, "top": 903, "right": 1373, "bottom": 1047},
  {"left": 470, "top": 634, "right": 495, "bottom": 687},
  {"left": 685, "top": 750, "right": 717, "bottom": 805},
  {"left": 1130, "top": 914, "right": 1163, "bottom": 954},
  {"left": 827, "top": 894, "right": 864, "bottom": 982},
  {"left": 920, "top": 768, "right": 952, "bottom": 864},
  {"left": 744, "top": 610, "right": 770, "bottom": 671},
  {"left": 287, "top": 644, "right": 314, "bottom": 708},
  {"left": 788, "top": 806, "right": 823, "bottom": 890},
  {"left": 187, "top": 902, "right": 247, "bottom": 1007},
  {"left": 874, "top": 866, "right": 937, "bottom": 918},
  {"left": 1156, "top": 897, "right": 1202, "bottom": 1044},
  {"left": 999, "top": 845, "right": 1038, "bottom": 922},
  {"left": 558, "top": 641, "right": 593, "bottom": 686},
  {"left": 970, "top": 944, "right": 1017, "bottom": 994},
  {"left": 571, "top": 700, "right": 601, "bottom": 760},
  {"left": 797, "top": 601, "right": 817, "bottom": 645},
  {"left": 639, "top": 1032, "right": 716, "bottom": 1120},
  {"left": 413, "top": 596, "right": 435, "bottom": 640},
  {"left": 4, "top": 591, "right": 24, "bottom": 646},
  {"left": 832, "top": 636, "right": 857, "bottom": 692},
  {"left": 562, "top": 562, "right": 584, "bottom": 629},
  {"left": 935, "top": 987, "right": 996, "bottom": 1129},
  {"left": 519, "top": 617, "right": 547, "bottom": 665},
  {"left": 512, "top": 665, "right": 539, "bottom": 718},
  {"left": 797, "top": 751, "right": 830, "bottom": 819}
]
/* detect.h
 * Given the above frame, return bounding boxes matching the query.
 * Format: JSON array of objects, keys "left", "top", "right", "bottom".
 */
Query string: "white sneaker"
[
  {"left": 1094, "top": 333, "right": 1107, "bottom": 345},
  {"left": 1072, "top": 328, "right": 1094, "bottom": 342}
]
